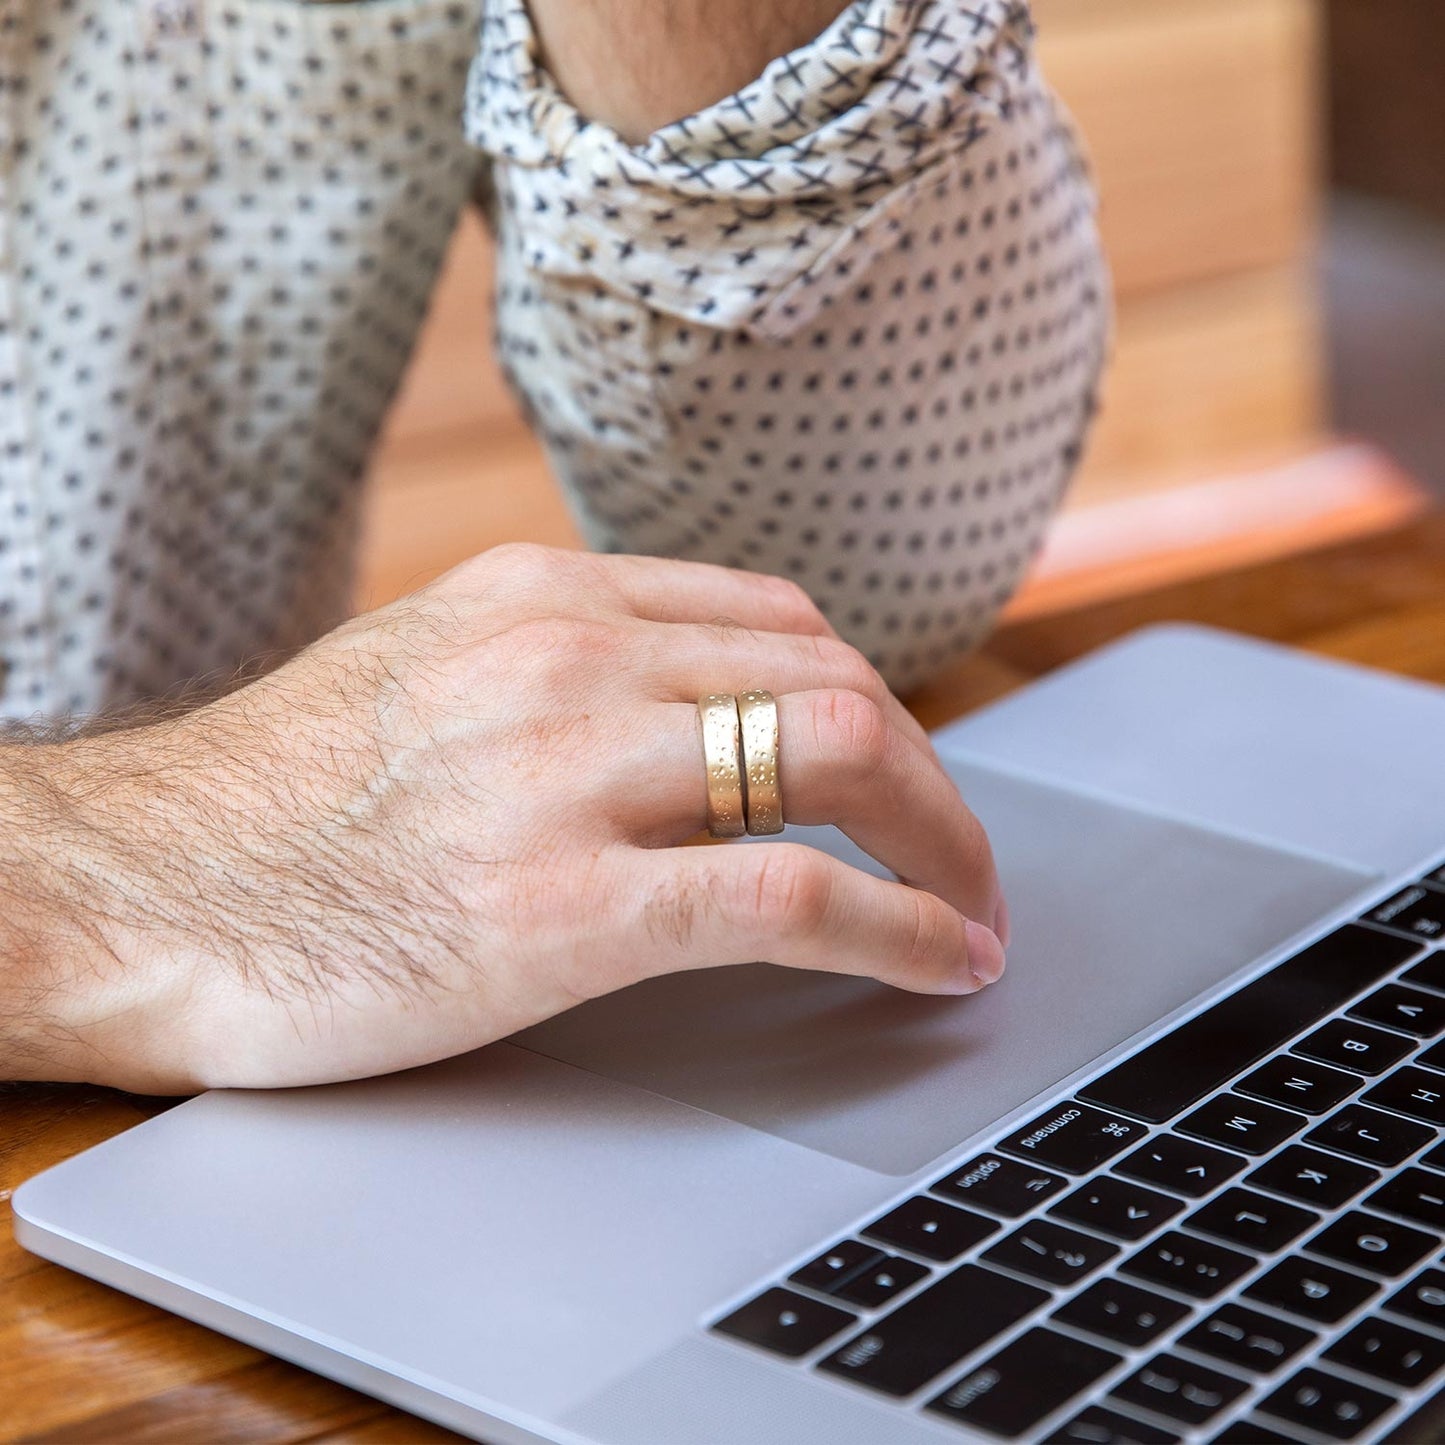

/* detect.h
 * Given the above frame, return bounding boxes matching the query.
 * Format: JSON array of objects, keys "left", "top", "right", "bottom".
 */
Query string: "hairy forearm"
[
  {"left": 526, "top": 0, "right": 849, "bottom": 141},
  {"left": 0, "top": 733, "right": 210, "bottom": 1091},
  {"left": 0, "top": 741, "right": 121, "bottom": 1083}
]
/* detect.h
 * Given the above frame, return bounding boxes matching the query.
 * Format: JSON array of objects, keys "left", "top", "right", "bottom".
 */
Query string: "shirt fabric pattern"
[
  {"left": 0, "top": 0, "right": 481, "bottom": 720},
  {"left": 0, "top": 0, "right": 1106, "bottom": 720},
  {"left": 472, "top": 0, "right": 1108, "bottom": 690}
]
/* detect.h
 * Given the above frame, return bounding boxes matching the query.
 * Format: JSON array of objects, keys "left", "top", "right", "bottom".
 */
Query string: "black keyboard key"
[
  {"left": 1305, "top": 1103, "right": 1433, "bottom": 1166},
  {"left": 1121, "top": 1230, "right": 1253, "bottom": 1300},
  {"left": 1294, "top": 1018, "right": 1414, "bottom": 1075},
  {"left": 1419, "top": 1138, "right": 1445, "bottom": 1169},
  {"left": 1245, "top": 1257, "right": 1379, "bottom": 1323},
  {"left": 931, "top": 1153, "right": 1067, "bottom": 1217},
  {"left": 1349, "top": 983, "right": 1445, "bottom": 1038},
  {"left": 1368, "top": 1167, "right": 1445, "bottom": 1229},
  {"left": 1080, "top": 926, "right": 1416, "bottom": 1123},
  {"left": 1366, "top": 882, "right": 1445, "bottom": 942},
  {"left": 1053, "top": 1277, "right": 1189, "bottom": 1348},
  {"left": 833, "top": 1254, "right": 929, "bottom": 1309},
  {"left": 998, "top": 1103, "right": 1147, "bottom": 1175},
  {"left": 1418, "top": 1038, "right": 1445, "bottom": 1073},
  {"left": 1050, "top": 1176, "right": 1185, "bottom": 1241},
  {"left": 817, "top": 1263, "right": 1046, "bottom": 1397},
  {"left": 1247, "top": 1145, "right": 1379, "bottom": 1209},
  {"left": 1237, "top": 1055, "right": 1360, "bottom": 1115},
  {"left": 1178, "top": 1094, "right": 1308, "bottom": 1155},
  {"left": 788, "top": 1239, "right": 884, "bottom": 1294},
  {"left": 1364, "top": 1065, "right": 1445, "bottom": 1128},
  {"left": 1111, "top": 1353, "right": 1248, "bottom": 1427},
  {"left": 928, "top": 1327, "right": 1121, "bottom": 1437},
  {"left": 1115, "top": 1135, "right": 1247, "bottom": 1197},
  {"left": 1306, "top": 1210, "right": 1437, "bottom": 1277},
  {"left": 1185, "top": 1187, "right": 1318, "bottom": 1252},
  {"left": 1259, "top": 1366, "right": 1392, "bottom": 1440},
  {"left": 982, "top": 1218, "right": 1120, "bottom": 1287},
  {"left": 1046, "top": 1405, "right": 1181, "bottom": 1444},
  {"left": 1178, "top": 1303, "right": 1315, "bottom": 1374},
  {"left": 861, "top": 1195, "right": 998, "bottom": 1262},
  {"left": 1323, "top": 1314, "right": 1445, "bottom": 1388},
  {"left": 1403, "top": 950, "right": 1445, "bottom": 994},
  {"left": 713, "top": 1286, "right": 856, "bottom": 1357},
  {"left": 1385, "top": 1266, "right": 1445, "bottom": 1329}
]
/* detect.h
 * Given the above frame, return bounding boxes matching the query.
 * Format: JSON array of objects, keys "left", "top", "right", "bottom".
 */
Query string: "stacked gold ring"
[
  {"left": 737, "top": 689, "right": 784, "bottom": 835},
  {"left": 698, "top": 693, "right": 747, "bottom": 838},
  {"left": 697, "top": 690, "right": 785, "bottom": 838}
]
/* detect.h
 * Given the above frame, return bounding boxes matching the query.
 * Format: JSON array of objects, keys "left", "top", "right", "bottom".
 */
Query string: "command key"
[{"left": 998, "top": 1102, "right": 1148, "bottom": 1174}]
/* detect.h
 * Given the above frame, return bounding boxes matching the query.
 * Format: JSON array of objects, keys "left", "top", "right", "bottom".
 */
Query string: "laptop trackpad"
[{"left": 513, "top": 764, "right": 1372, "bottom": 1176}]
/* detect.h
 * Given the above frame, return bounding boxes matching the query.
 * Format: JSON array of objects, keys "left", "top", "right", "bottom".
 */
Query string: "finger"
[
  {"left": 625, "top": 695, "right": 1000, "bottom": 932},
  {"left": 470, "top": 547, "right": 939, "bottom": 768},
  {"left": 598, "top": 553, "right": 840, "bottom": 638},
  {"left": 461, "top": 545, "right": 838, "bottom": 639},
  {"left": 632, "top": 618, "right": 939, "bottom": 765},
  {"left": 779, "top": 690, "right": 1000, "bottom": 929},
  {"left": 615, "top": 841, "right": 1005, "bottom": 994}
]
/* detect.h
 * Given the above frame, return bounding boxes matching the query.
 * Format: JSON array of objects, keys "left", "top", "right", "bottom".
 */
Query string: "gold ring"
[
  {"left": 697, "top": 693, "right": 746, "bottom": 838},
  {"left": 737, "top": 689, "right": 784, "bottom": 836}
]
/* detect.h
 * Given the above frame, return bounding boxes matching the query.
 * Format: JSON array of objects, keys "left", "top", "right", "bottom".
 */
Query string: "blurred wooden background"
[{"left": 358, "top": 0, "right": 1425, "bottom": 616}]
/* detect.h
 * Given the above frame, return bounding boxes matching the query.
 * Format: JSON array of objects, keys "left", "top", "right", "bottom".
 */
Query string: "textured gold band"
[
  {"left": 697, "top": 693, "right": 746, "bottom": 838},
  {"left": 737, "top": 688, "right": 784, "bottom": 836}
]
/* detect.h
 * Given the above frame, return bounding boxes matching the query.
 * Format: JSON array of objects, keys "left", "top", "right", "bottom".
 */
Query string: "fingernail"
[
  {"left": 964, "top": 920, "right": 1006, "bottom": 989},
  {"left": 993, "top": 893, "right": 1011, "bottom": 949}
]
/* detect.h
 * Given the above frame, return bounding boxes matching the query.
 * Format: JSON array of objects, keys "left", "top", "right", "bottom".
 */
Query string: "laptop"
[{"left": 17, "top": 622, "right": 1445, "bottom": 1444}]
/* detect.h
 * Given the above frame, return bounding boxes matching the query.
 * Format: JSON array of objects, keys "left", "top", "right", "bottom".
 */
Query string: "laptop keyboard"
[{"left": 710, "top": 866, "right": 1445, "bottom": 1442}]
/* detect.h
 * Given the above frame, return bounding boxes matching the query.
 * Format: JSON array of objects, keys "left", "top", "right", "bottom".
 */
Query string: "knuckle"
[
  {"left": 902, "top": 891, "right": 953, "bottom": 984},
  {"left": 955, "top": 812, "right": 997, "bottom": 893},
  {"left": 743, "top": 845, "right": 832, "bottom": 940},
  {"left": 817, "top": 689, "right": 890, "bottom": 782},
  {"left": 810, "top": 633, "right": 881, "bottom": 696},
  {"left": 699, "top": 615, "right": 758, "bottom": 647},
  {"left": 761, "top": 573, "right": 826, "bottom": 631},
  {"left": 487, "top": 540, "right": 568, "bottom": 590}
]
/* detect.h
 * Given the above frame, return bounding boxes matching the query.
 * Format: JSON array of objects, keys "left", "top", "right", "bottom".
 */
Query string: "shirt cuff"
[{"left": 465, "top": 0, "right": 1050, "bottom": 339}]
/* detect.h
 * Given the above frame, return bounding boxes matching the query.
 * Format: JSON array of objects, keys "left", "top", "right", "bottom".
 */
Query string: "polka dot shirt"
[
  {"left": 0, "top": 0, "right": 1106, "bottom": 722},
  {"left": 473, "top": 0, "right": 1109, "bottom": 691}
]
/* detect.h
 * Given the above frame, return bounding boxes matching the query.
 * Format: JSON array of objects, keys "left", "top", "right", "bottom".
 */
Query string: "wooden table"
[{"left": 7, "top": 511, "right": 1445, "bottom": 1443}]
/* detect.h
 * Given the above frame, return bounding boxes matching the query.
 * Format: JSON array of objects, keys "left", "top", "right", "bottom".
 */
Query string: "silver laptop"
[{"left": 17, "top": 623, "right": 1445, "bottom": 1444}]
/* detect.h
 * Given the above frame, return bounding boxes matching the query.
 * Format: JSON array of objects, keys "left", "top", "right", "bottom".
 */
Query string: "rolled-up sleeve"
[{"left": 467, "top": 0, "right": 1110, "bottom": 691}]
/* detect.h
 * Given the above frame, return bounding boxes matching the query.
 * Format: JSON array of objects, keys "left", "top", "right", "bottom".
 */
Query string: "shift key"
[
  {"left": 818, "top": 1264, "right": 1047, "bottom": 1397},
  {"left": 998, "top": 1103, "right": 1147, "bottom": 1174}
]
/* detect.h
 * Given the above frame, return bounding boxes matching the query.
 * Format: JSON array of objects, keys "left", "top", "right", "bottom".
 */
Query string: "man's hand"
[{"left": 0, "top": 546, "right": 1004, "bottom": 1093}]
